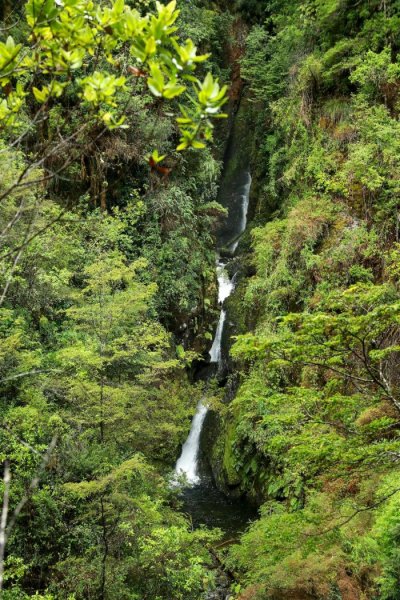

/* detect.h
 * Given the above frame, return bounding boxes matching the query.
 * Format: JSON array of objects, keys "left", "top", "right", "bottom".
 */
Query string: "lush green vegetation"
[
  {"left": 208, "top": 1, "right": 400, "bottom": 598},
  {"left": 3, "top": 0, "right": 400, "bottom": 599}
]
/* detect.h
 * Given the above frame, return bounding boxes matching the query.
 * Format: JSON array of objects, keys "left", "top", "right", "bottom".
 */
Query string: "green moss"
[{"left": 222, "top": 420, "right": 242, "bottom": 486}]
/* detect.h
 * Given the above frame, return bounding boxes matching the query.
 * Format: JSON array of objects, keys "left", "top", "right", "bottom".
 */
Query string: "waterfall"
[
  {"left": 209, "top": 262, "right": 234, "bottom": 364},
  {"left": 174, "top": 401, "right": 208, "bottom": 484},
  {"left": 174, "top": 168, "right": 252, "bottom": 486},
  {"left": 228, "top": 172, "right": 252, "bottom": 253},
  {"left": 208, "top": 309, "right": 226, "bottom": 364},
  {"left": 175, "top": 263, "right": 234, "bottom": 484}
]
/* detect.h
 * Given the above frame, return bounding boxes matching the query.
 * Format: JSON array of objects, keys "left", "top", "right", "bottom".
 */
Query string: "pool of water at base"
[{"left": 179, "top": 478, "right": 258, "bottom": 538}]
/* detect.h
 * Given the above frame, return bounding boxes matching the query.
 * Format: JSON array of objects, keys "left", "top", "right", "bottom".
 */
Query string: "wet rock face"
[{"left": 201, "top": 409, "right": 242, "bottom": 496}]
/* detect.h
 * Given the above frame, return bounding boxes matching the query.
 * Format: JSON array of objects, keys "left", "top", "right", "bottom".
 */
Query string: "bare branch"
[
  {"left": 0, "top": 368, "right": 62, "bottom": 384},
  {"left": 305, "top": 486, "right": 400, "bottom": 537},
  {"left": 5, "top": 435, "right": 58, "bottom": 540},
  {"left": 0, "top": 460, "right": 11, "bottom": 594}
]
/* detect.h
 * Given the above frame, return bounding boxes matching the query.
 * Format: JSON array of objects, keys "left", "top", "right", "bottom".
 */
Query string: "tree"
[{"left": 0, "top": 0, "right": 227, "bottom": 191}]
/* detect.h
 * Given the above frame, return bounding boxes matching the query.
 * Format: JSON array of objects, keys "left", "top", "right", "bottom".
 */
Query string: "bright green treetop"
[{"left": 0, "top": 0, "right": 227, "bottom": 147}]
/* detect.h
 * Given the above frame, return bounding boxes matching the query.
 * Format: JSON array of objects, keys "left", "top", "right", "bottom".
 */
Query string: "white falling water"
[
  {"left": 174, "top": 171, "right": 252, "bottom": 486},
  {"left": 175, "top": 262, "right": 234, "bottom": 484},
  {"left": 208, "top": 310, "right": 226, "bottom": 364},
  {"left": 209, "top": 263, "right": 234, "bottom": 364},
  {"left": 216, "top": 261, "right": 235, "bottom": 304},
  {"left": 174, "top": 401, "right": 208, "bottom": 484},
  {"left": 229, "top": 172, "right": 252, "bottom": 254}
]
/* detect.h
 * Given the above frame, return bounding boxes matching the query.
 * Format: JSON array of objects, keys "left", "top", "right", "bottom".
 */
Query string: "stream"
[{"left": 174, "top": 107, "right": 256, "bottom": 544}]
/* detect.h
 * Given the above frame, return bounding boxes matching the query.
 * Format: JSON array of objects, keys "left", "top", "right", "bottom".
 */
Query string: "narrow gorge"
[{"left": 175, "top": 98, "right": 256, "bottom": 533}]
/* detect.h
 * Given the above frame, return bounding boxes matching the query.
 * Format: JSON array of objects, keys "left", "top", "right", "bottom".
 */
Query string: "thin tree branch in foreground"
[
  {"left": 0, "top": 435, "right": 58, "bottom": 593},
  {"left": 305, "top": 486, "right": 400, "bottom": 537},
  {"left": 0, "top": 460, "right": 11, "bottom": 593}
]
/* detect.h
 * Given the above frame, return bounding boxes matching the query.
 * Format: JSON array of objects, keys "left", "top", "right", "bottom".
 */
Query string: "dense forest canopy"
[{"left": 2, "top": 0, "right": 400, "bottom": 599}]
